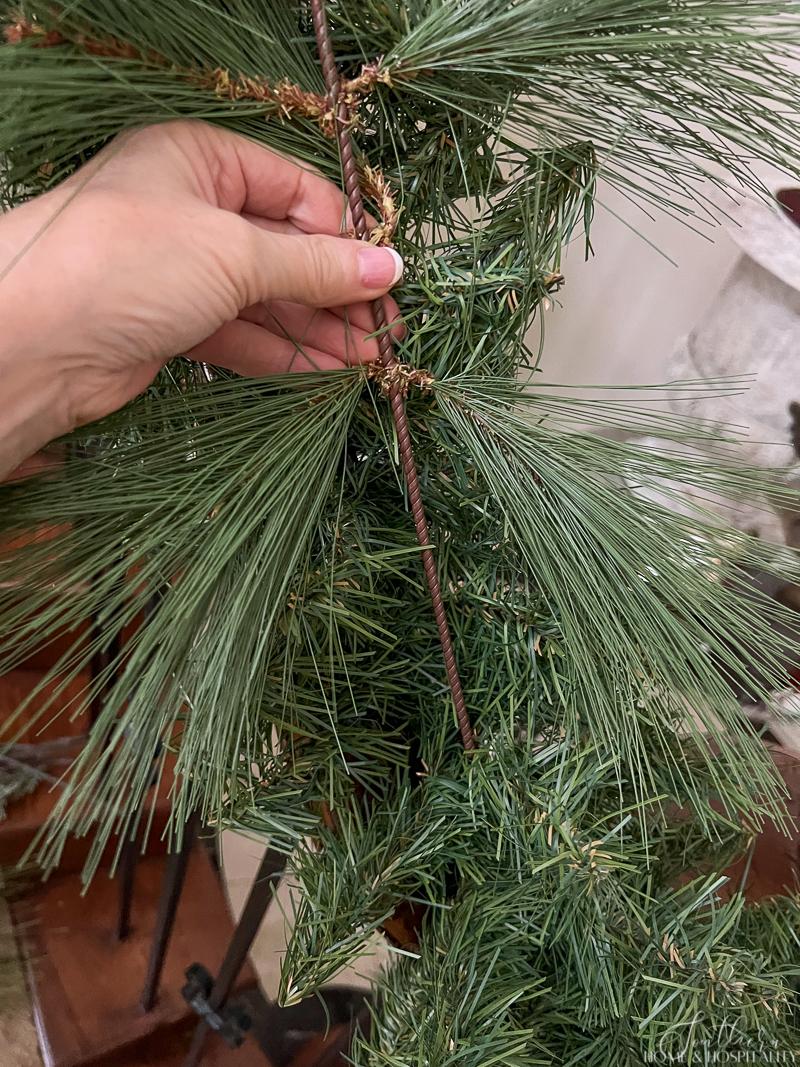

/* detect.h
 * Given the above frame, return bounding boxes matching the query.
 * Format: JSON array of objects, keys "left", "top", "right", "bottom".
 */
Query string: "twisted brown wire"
[{"left": 310, "top": 0, "right": 476, "bottom": 751}]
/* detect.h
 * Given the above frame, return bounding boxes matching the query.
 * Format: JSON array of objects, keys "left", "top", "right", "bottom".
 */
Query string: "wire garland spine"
[{"left": 309, "top": 0, "right": 476, "bottom": 752}]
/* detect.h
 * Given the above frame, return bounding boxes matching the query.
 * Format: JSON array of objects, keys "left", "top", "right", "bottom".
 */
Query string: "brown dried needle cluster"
[
  {"left": 4, "top": 14, "right": 397, "bottom": 145},
  {"left": 361, "top": 164, "right": 400, "bottom": 246},
  {"left": 4, "top": 11, "right": 164, "bottom": 63},
  {"left": 210, "top": 68, "right": 334, "bottom": 136},
  {"left": 366, "top": 362, "right": 435, "bottom": 399}
]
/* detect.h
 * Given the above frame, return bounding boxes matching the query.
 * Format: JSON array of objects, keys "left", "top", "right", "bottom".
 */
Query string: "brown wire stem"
[{"left": 310, "top": 0, "right": 476, "bottom": 751}]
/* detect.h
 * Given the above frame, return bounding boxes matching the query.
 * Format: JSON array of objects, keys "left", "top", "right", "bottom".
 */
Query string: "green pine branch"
[{"left": 1, "top": 2, "right": 800, "bottom": 1063}]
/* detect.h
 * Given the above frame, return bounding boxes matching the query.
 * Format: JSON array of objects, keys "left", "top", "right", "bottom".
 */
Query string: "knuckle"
[
  {"left": 305, "top": 239, "right": 341, "bottom": 299},
  {"left": 216, "top": 216, "right": 258, "bottom": 310}
]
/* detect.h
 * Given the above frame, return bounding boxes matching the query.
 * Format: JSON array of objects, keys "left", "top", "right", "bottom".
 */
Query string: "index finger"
[
  {"left": 225, "top": 130, "right": 349, "bottom": 236},
  {"left": 81, "top": 123, "right": 354, "bottom": 237}
]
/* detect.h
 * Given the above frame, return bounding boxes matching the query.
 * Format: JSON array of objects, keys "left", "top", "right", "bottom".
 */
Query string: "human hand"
[{"left": 0, "top": 120, "right": 403, "bottom": 478}]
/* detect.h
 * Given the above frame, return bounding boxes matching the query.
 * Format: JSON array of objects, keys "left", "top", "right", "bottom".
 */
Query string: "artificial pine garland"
[{"left": 2, "top": 2, "right": 800, "bottom": 1063}]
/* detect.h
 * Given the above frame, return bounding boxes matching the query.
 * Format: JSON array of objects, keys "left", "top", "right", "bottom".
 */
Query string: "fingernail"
[{"left": 358, "top": 246, "right": 404, "bottom": 289}]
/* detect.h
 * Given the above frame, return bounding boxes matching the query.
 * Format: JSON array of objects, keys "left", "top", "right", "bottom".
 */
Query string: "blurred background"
[{"left": 541, "top": 181, "right": 740, "bottom": 385}]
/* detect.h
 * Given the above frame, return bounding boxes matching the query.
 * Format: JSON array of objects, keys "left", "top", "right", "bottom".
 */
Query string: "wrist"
[
  {"left": 0, "top": 193, "right": 77, "bottom": 479},
  {"left": 0, "top": 341, "right": 71, "bottom": 479}
]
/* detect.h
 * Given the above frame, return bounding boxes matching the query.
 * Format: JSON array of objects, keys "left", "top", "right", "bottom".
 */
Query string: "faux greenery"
[{"left": 2, "top": 2, "right": 800, "bottom": 1062}]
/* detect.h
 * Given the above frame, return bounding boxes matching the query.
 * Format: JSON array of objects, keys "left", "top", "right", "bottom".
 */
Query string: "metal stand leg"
[
  {"left": 306, "top": 1007, "right": 371, "bottom": 1067},
  {"left": 115, "top": 832, "right": 139, "bottom": 941},
  {"left": 89, "top": 627, "right": 122, "bottom": 727},
  {"left": 182, "top": 847, "right": 285, "bottom": 1067},
  {"left": 140, "top": 814, "right": 200, "bottom": 1012},
  {"left": 248, "top": 987, "right": 369, "bottom": 1066}
]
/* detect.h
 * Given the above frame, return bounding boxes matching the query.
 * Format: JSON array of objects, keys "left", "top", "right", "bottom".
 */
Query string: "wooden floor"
[
  {"left": 12, "top": 849, "right": 261, "bottom": 1067},
  {"left": 0, "top": 558, "right": 359, "bottom": 1067}
]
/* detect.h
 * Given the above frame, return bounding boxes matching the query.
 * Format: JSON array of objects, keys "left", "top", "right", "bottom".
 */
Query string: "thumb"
[{"left": 241, "top": 227, "right": 404, "bottom": 308}]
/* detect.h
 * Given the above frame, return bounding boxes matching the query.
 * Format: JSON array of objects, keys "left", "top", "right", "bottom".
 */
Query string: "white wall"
[{"left": 537, "top": 183, "right": 742, "bottom": 386}]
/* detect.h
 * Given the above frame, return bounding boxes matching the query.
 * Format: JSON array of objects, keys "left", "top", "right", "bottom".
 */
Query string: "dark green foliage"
[{"left": 1, "top": 1, "right": 800, "bottom": 1062}]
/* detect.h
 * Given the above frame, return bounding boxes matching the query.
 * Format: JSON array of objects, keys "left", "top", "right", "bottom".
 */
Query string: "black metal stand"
[
  {"left": 89, "top": 610, "right": 136, "bottom": 943},
  {"left": 182, "top": 963, "right": 252, "bottom": 1051},
  {"left": 115, "top": 831, "right": 139, "bottom": 941},
  {"left": 88, "top": 624, "right": 121, "bottom": 727},
  {"left": 139, "top": 822, "right": 367, "bottom": 1065},
  {"left": 140, "top": 812, "right": 200, "bottom": 1012},
  {"left": 249, "top": 988, "right": 369, "bottom": 1067},
  {"left": 182, "top": 846, "right": 286, "bottom": 1067},
  {"left": 84, "top": 591, "right": 365, "bottom": 1063},
  {"left": 116, "top": 734, "right": 165, "bottom": 945}
]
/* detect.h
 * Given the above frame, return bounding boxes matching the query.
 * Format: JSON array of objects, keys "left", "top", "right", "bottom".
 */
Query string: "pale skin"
[{"left": 0, "top": 120, "right": 404, "bottom": 480}]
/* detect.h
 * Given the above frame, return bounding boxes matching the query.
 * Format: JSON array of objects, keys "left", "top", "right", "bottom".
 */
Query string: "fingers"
[
  {"left": 330, "top": 299, "right": 405, "bottom": 339},
  {"left": 241, "top": 216, "right": 405, "bottom": 335},
  {"left": 212, "top": 127, "right": 349, "bottom": 234},
  {"left": 241, "top": 214, "right": 300, "bottom": 236},
  {"left": 81, "top": 123, "right": 381, "bottom": 241},
  {"left": 239, "top": 302, "right": 381, "bottom": 364},
  {"left": 93, "top": 123, "right": 354, "bottom": 236},
  {"left": 235, "top": 222, "right": 404, "bottom": 308},
  {"left": 1, "top": 448, "right": 64, "bottom": 484},
  {"left": 243, "top": 206, "right": 381, "bottom": 236},
  {"left": 188, "top": 319, "right": 347, "bottom": 376}
]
